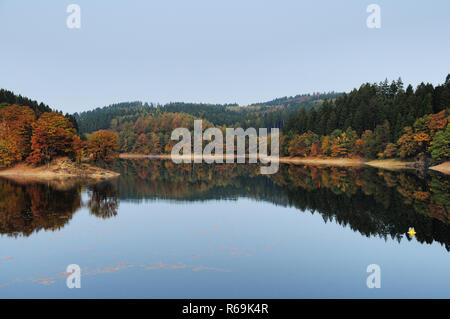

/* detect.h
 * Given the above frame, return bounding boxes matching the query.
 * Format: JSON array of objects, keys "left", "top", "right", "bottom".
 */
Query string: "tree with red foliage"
[
  {"left": 87, "top": 130, "right": 119, "bottom": 162},
  {"left": 0, "top": 105, "right": 36, "bottom": 167},
  {"left": 26, "top": 112, "right": 78, "bottom": 165}
]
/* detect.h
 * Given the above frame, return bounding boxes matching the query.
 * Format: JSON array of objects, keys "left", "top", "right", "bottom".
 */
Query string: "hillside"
[
  {"left": 250, "top": 92, "right": 341, "bottom": 107},
  {"left": 73, "top": 92, "right": 341, "bottom": 134},
  {"left": 1, "top": 76, "right": 449, "bottom": 169},
  {"left": 282, "top": 75, "right": 450, "bottom": 164},
  {"left": 0, "top": 88, "right": 78, "bottom": 130}
]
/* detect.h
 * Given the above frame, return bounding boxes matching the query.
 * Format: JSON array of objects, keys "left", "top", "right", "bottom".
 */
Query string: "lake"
[{"left": 0, "top": 159, "right": 449, "bottom": 298}]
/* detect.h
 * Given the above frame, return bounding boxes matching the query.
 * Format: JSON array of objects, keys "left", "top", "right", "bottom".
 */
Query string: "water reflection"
[
  {"left": 0, "top": 179, "right": 82, "bottom": 237},
  {"left": 0, "top": 179, "right": 118, "bottom": 237},
  {"left": 0, "top": 159, "right": 449, "bottom": 250},
  {"left": 87, "top": 182, "right": 119, "bottom": 219},
  {"left": 274, "top": 165, "right": 450, "bottom": 250}
]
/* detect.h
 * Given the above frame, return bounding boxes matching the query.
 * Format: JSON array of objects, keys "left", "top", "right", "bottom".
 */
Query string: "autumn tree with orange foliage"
[
  {"left": 87, "top": 130, "right": 119, "bottom": 162},
  {"left": 0, "top": 105, "right": 35, "bottom": 167},
  {"left": 26, "top": 112, "right": 80, "bottom": 165}
]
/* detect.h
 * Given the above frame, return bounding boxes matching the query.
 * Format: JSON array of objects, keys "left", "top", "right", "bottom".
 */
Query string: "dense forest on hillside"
[
  {"left": 0, "top": 89, "right": 52, "bottom": 114},
  {"left": 0, "top": 89, "right": 78, "bottom": 130},
  {"left": 282, "top": 76, "right": 450, "bottom": 162},
  {"left": 284, "top": 77, "right": 449, "bottom": 138},
  {"left": 73, "top": 93, "right": 340, "bottom": 134},
  {"left": 74, "top": 102, "right": 152, "bottom": 134},
  {"left": 1, "top": 75, "right": 449, "bottom": 167},
  {"left": 250, "top": 92, "right": 340, "bottom": 107},
  {"left": 111, "top": 112, "right": 213, "bottom": 154},
  {"left": 71, "top": 76, "right": 449, "bottom": 164}
]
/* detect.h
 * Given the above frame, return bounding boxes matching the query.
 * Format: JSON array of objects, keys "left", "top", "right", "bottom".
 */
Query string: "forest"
[
  {"left": 0, "top": 95, "right": 119, "bottom": 168},
  {"left": 69, "top": 92, "right": 341, "bottom": 159},
  {"left": 73, "top": 93, "right": 339, "bottom": 133},
  {"left": 0, "top": 75, "right": 449, "bottom": 168},
  {"left": 282, "top": 76, "right": 450, "bottom": 162},
  {"left": 72, "top": 75, "right": 449, "bottom": 165}
]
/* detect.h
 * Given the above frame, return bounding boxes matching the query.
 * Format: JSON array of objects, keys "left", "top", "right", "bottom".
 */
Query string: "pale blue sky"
[{"left": 0, "top": 0, "right": 449, "bottom": 113}]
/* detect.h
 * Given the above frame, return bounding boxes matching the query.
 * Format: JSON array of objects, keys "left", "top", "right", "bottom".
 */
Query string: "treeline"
[
  {"left": 102, "top": 110, "right": 276, "bottom": 155},
  {"left": 0, "top": 104, "right": 119, "bottom": 168},
  {"left": 3, "top": 75, "right": 449, "bottom": 165},
  {"left": 250, "top": 92, "right": 340, "bottom": 107},
  {"left": 283, "top": 75, "right": 450, "bottom": 162},
  {"left": 0, "top": 88, "right": 78, "bottom": 130},
  {"left": 74, "top": 101, "right": 153, "bottom": 133},
  {"left": 0, "top": 88, "right": 51, "bottom": 114},
  {"left": 73, "top": 93, "right": 340, "bottom": 134},
  {"left": 284, "top": 77, "right": 449, "bottom": 137},
  {"left": 282, "top": 110, "right": 449, "bottom": 162}
]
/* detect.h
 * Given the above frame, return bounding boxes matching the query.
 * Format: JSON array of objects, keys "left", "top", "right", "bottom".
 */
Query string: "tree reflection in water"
[
  {"left": 0, "top": 179, "right": 82, "bottom": 237},
  {"left": 110, "top": 159, "right": 450, "bottom": 250},
  {"left": 1, "top": 159, "right": 449, "bottom": 250},
  {"left": 87, "top": 181, "right": 119, "bottom": 219},
  {"left": 0, "top": 178, "right": 119, "bottom": 237}
]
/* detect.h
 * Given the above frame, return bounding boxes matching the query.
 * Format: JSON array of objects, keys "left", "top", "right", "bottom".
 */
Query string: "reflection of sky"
[{"left": 1, "top": 197, "right": 450, "bottom": 298}]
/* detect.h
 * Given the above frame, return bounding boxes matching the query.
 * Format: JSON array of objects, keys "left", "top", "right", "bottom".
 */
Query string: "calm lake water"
[{"left": 0, "top": 159, "right": 449, "bottom": 298}]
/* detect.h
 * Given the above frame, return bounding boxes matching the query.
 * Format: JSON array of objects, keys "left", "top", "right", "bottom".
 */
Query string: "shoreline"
[
  {"left": 429, "top": 162, "right": 450, "bottom": 175},
  {"left": 0, "top": 158, "right": 120, "bottom": 182},
  {"left": 2, "top": 155, "right": 445, "bottom": 182},
  {"left": 119, "top": 153, "right": 400, "bottom": 167},
  {"left": 119, "top": 153, "right": 449, "bottom": 175},
  {"left": 120, "top": 153, "right": 364, "bottom": 166}
]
